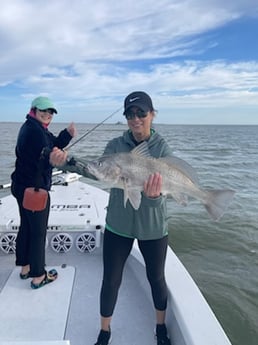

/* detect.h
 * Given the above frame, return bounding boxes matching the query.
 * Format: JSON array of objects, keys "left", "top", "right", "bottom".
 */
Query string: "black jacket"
[{"left": 11, "top": 115, "right": 72, "bottom": 198}]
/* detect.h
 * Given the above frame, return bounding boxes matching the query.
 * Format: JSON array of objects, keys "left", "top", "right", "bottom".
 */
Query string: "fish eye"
[{"left": 98, "top": 161, "right": 102, "bottom": 167}]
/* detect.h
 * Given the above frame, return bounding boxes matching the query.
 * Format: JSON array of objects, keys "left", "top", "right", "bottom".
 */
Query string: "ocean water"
[{"left": 1, "top": 122, "right": 257, "bottom": 345}]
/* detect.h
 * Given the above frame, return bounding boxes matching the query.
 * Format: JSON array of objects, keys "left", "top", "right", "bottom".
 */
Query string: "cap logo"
[{"left": 129, "top": 97, "right": 140, "bottom": 102}]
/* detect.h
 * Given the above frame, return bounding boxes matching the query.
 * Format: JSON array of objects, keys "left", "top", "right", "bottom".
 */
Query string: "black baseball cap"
[{"left": 123, "top": 91, "right": 154, "bottom": 114}]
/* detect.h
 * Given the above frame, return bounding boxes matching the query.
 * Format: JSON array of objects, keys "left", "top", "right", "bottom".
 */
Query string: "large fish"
[{"left": 85, "top": 141, "right": 235, "bottom": 221}]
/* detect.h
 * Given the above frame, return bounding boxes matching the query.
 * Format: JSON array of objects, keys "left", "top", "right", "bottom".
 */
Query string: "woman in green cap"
[{"left": 11, "top": 96, "right": 76, "bottom": 289}]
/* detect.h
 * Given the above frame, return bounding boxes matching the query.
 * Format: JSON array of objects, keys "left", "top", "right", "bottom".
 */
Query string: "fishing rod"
[
  {"left": 0, "top": 106, "right": 123, "bottom": 190},
  {"left": 66, "top": 106, "right": 123, "bottom": 150},
  {"left": 0, "top": 182, "right": 11, "bottom": 190},
  {"left": 24, "top": 106, "right": 124, "bottom": 211},
  {"left": 0, "top": 170, "right": 64, "bottom": 190}
]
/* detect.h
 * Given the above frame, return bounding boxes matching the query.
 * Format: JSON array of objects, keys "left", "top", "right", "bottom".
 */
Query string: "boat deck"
[{"left": 0, "top": 245, "right": 159, "bottom": 345}]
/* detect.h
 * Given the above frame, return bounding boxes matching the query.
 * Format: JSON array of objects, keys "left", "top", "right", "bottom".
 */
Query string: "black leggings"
[
  {"left": 100, "top": 229, "right": 168, "bottom": 317},
  {"left": 14, "top": 191, "right": 50, "bottom": 277}
]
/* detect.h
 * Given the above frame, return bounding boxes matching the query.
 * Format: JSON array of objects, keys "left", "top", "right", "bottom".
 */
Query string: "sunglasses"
[
  {"left": 124, "top": 109, "right": 148, "bottom": 120},
  {"left": 37, "top": 108, "right": 55, "bottom": 115}
]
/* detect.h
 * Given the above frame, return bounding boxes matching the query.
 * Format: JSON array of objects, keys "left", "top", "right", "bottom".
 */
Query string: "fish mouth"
[{"left": 84, "top": 163, "right": 96, "bottom": 177}]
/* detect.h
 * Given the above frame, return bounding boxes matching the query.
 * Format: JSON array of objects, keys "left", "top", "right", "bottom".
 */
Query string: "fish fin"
[
  {"left": 204, "top": 189, "right": 235, "bottom": 221},
  {"left": 128, "top": 190, "right": 142, "bottom": 210},
  {"left": 121, "top": 176, "right": 142, "bottom": 209},
  {"left": 131, "top": 141, "right": 152, "bottom": 157},
  {"left": 171, "top": 192, "right": 188, "bottom": 206},
  {"left": 122, "top": 177, "right": 129, "bottom": 207},
  {"left": 160, "top": 156, "right": 199, "bottom": 184}
]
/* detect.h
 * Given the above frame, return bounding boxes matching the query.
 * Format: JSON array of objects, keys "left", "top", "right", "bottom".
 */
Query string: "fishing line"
[{"left": 66, "top": 106, "right": 123, "bottom": 150}]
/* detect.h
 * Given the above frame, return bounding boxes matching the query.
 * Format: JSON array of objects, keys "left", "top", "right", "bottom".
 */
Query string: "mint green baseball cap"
[{"left": 31, "top": 96, "right": 58, "bottom": 114}]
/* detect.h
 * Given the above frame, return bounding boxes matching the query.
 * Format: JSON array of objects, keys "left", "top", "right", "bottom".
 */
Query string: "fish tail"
[{"left": 204, "top": 189, "right": 235, "bottom": 221}]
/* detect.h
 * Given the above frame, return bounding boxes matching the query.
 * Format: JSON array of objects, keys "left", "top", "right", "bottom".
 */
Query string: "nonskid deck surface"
[
  {"left": 0, "top": 265, "right": 75, "bottom": 341},
  {"left": 0, "top": 248, "right": 157, "bottom": 345}
]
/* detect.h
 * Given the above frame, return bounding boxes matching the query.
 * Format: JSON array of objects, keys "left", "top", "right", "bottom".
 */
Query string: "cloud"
[
  {"left": 0, "top": 0, "right": 258, "bottom": 123},
  {"left": 0, "top": 0, "right": 251, "bottom": 70}
]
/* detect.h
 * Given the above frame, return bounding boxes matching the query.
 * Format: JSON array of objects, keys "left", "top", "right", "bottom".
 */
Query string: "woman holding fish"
[
  {"left": 91, "top": 91, "right": 172, "bottom": 345},
  {"left": 57, "top": 91, "right": 173, "bottom": 345},
  {"left": 94, "top": 91, "right": 172, "bottom": 345}
]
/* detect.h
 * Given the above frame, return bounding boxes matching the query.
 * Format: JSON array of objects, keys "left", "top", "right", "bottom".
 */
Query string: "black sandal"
[
  {"left": 31, "top": 269, "right": 58, "bottom": 289},
  {"left": 20, "top": 272, "right": 30, "bottom": 280}
]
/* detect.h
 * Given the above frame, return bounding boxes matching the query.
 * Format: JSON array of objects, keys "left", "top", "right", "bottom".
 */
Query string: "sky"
[{"left": 0, "top": 0, "right": 258, "bottom": 125}]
